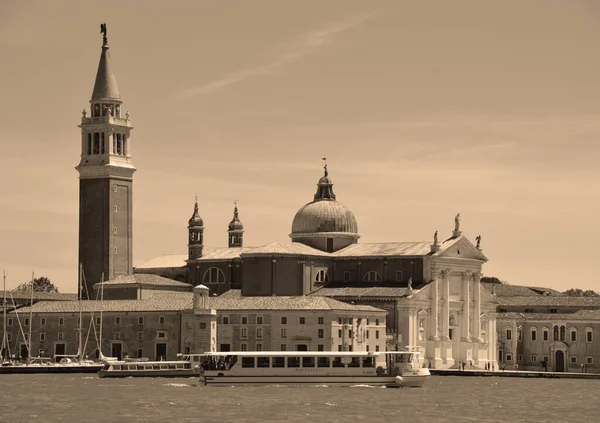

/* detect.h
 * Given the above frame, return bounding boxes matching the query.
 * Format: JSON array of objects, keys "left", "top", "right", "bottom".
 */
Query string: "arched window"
[
  {"left": 560, "top": 326, "right": 566, "bottom": 341},
  {"left": 315, "top": 270, "right": 328, "bottom": 283},
  {"left": 363, "top": 271, "right": 382, "bottom": 282},
  {"left": 202, "top": 267, "right": 226, "bottom": 284},
  {"left": 553, "top": 326, "right": 559, "bottom": 341},
  {"left": 570, "top": 328, "right": 577, "bottom": 342}
]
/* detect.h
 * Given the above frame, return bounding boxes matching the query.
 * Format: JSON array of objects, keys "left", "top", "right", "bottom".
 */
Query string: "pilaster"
[
  {"left": 441, "top": 269, "right": 450, "bottom": 341},
  {"left": 473, "top": 272, "right": 482, "bottom": 342},
  {"left": 461, "top": 271, "right": 471, "bottom": 342},
  {"left": 429, "top": 271, "right": 440, "bottom": 341}
]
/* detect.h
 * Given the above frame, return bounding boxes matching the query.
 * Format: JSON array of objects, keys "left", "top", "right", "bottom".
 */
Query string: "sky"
[{"left": 1, "top": 0, "right": 599, "bottom": 293}]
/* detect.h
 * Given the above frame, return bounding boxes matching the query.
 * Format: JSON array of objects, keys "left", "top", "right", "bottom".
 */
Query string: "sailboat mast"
[
  {"left": 77, "top": 264, "right": 83, "bottom": 360},
  {"left": 1, "top": 271, "right": 7, "bottom": 360},
  {"left": 99, "top": 272, "right": 104, "bottom": 358},
  {"left": 28, "top": 271, "right": 34, "bottom": 363}
]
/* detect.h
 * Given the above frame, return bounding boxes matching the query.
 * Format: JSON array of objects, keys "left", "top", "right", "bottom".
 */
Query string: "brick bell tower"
[{"left": 76, "top": 24, "right": 135, "bottom": 299}]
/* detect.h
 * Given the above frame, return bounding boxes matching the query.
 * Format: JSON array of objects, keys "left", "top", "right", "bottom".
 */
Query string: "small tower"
[
  {"left": 188, "top": 198, "right": 204, "bottom": 260},
  {"left": 76, "top": 24, "right": 135, "bottom": 298},
  {"left": 228, "top": 202, "right": 244, "bottom": 248}
]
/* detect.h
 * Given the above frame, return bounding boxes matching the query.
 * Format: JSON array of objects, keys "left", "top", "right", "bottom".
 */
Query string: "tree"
[
  {"left": 564, "top": 288, "right": 600, "bottom": 297},
  {"left": 480, "top": 276, "right": 505, "bottom": 284},
  {"left": 14, "top": 277, "right": 59, "bottom": 293}
]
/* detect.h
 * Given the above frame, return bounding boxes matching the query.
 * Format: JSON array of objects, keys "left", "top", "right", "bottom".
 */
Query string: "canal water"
[{"left": 0, "top": 374, "right": 598, "bottom": 422}]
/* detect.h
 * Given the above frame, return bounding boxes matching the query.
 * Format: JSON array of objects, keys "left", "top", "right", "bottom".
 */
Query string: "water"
[{"left": 0, "top": 375, "right": 599, "bottom": 423}]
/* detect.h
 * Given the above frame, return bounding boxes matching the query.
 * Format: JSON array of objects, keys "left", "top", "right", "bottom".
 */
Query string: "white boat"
[
  {"left": 198, "top": 351, "right": 430, "bottom": 388},
  {"left": 98, "top": 354, "right": 204, "bottom": 378}
]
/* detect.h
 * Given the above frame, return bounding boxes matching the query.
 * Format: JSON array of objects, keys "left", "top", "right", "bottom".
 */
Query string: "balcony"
[{"left": 81, "top": 115, "right": 131, "bottom": 126}]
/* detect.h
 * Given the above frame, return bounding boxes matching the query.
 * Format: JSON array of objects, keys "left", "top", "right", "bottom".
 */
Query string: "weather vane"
[
  {"left": 100, "top": 23, "right": 108, "bottom": 46},
  {"left": 322, "top": 157, "right": 327, "bottom": 176}
]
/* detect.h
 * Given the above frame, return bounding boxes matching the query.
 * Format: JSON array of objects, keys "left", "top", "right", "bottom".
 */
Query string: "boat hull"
[
  {"left": 98, "top": 369, "right": 196, "bottom": 378},
  {"left": 201, "top": 374, "right": 429, "bottom": 388},
  {"left": 0, "top": 364, "right": 103, "bottom": 374}
]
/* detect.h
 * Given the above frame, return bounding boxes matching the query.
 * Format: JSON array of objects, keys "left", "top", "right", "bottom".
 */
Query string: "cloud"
[{"left": 177, "top": 13, "right": 377, "bottom": 98}]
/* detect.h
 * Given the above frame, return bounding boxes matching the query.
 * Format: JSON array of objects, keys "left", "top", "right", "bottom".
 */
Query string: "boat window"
[
  {"left": 272, "top": 357, "right": 285, "bottom": 368},
  {"left": 302, "top": 356, "right": 315, "bottom": 368},
  {"left": 332, "top": 357, "right": 345, "bottom": 368},
  {"left": 146, "top": 365, "right": 154, "bottom": 370},
  {"left": 362, "top": 357, "right": 375, "bottom": 368},
  {"left": 241, "top": 357, "right": 255, "bottom": 368},
  {"left": 168, "top": 364, "right": 176, "bottom": 370},
  {"left": 287, "top": 357, "right": 300, "bottom": 368},
  {"left": 396, "top": 354, "right": 410, "bottom": 363},
  {"left": 136, "top": 365, "right": 144, "bottom": 370},
  {"left": 349, "top": 357, "right": 360, "bottom": 368},
  {"left": 317, "top": 357, "right": 330, "bottom": 368},
  {"left": 160, "top": 364, "right": 168, "bottom": 370},
  {"left": 129, "top": 365, "right": 137, "bottom": 371}
]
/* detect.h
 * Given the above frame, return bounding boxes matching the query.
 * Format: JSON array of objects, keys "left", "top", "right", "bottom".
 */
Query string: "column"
[
  {"left": 429, "top": 271, "right": 440, "bottom": 341},
  {"left": 462, "top": 272, "right": 471, "bottom": 342},
  {"left": 473, "top": 272, "right": 481, "bottom": 342},
  {"left": 442, "top": 270, "right": 450, "bottom": 341}
]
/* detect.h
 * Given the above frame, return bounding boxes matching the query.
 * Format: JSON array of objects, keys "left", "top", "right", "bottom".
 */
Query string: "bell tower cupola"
[
  {"left": 76, "top": 24, "right": 135, "bottom": 299},
  {"left": 228, "top": 202, "right": 244, "bottom": 248},
  {"left": 188, "top": 197, "right": 205, "bottom": 260}
]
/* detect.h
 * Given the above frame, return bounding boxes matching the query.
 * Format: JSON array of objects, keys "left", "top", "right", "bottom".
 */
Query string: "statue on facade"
[
  {"left": 407, "top": 277, "right": 413, "bottom": 290},
  {"left": 125, "top": 110, "right": 130, "bottom": 120},
  {"left": 475, "top": 235, "right": 482, "bottom": 249},
  {"left": 433, "top": 231, "right": 438, "bottom": 245},
  {"left": 103, "top": 105, "right": 112, "bottom": 116},
  {"left": 100, "top": 23, "right": 108, "bottom": 46},
  {"left": 82, "top": 109, "right": 87, "bottom": 117},
  {"left": 454, "top": 213, "right": 461, "bottom": 232}
]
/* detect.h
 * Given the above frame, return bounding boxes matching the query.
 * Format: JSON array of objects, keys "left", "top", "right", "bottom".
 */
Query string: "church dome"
[
  {"left": 228, "top": 204, "right": 244, "bottom": 231},
  {"left": 291, "top": 200, "right": 358, "bottom": 234},
  {"left": 290, "top": 165, "right": 359, "bottom": 251},
  {"left": 188, "top": 199, "right": 203, "bottom": 227}
]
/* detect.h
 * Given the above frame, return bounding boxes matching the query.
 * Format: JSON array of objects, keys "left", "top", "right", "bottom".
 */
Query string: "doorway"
[
  {"left": 555, "top": 350, "right": 565, "bottom": 372},
  {"left": 111, "top": 342, "right": 123, "bottom": 360},
  {"left": 296, "top": 344, "right": 308, "bottom": 351},
  {"left": 54, "top": 343, "right": 66, "bottom": 362},
  {"left": 20, "top": 344, "right": 29, "bottom": 360},
  {"left": 155, "top": 343, "right": 167, "bottom": 361},
  {"left": 220, "top": 344, "right": 231, "bottom": 352}
]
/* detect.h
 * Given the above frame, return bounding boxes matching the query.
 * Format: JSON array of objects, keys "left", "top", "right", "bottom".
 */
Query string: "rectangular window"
[
  {"left": 114, "top": 332, "right": 121, "bottom": 340},
  {"left": 40, "top": 333, "right": 45, "bottom": 342},
  {"left": 375, "top": 345, "right": 380, "bottom": 352},
  {"left": 7, "top": 333, "right": 11, "bottom": 342},
  {"left": 137, "top": 332, "right": 143, "bottom": 340},
  {"left": 280, "top": 344, "right": 287, "bottom": 351},
  {"left": 550, "top": 308, "right": 558, "bottom": 314},
  {"left": 531, "top": 330, "right": 537, "bottom": 341},
  {"left": 137, "top": 349, "right": 143, "bottom": 358},
  {"left": 159, "top": 316, "right": 165, "bottom": 325},
  {"left": 58, "top": 317, "right": 64, "bottom": 326},
  {"left": 7, "top": 318, "right": 12, "bottom": 327},
  {"left": 587, "top": 330, "right": 593, "bottom": 343},
  {"left": 138, "top": 316, "right": 144, "bottom": 325},
  {"left": 318, "top": 344, "right": 324, "bottom": 352},
  {"left": 506, "top": 354, "right": 512, "bottom": 362},
  {"left": 338, "top": 329, "right": 342, "bottom": 338},
  {"left": 587, "top": 357, "right": 593, "bottom": 364},
  {"left": 395, "top": 270, "right": 403, "bottom": 282},
  {"left": 241, "top": 329, "right": 247, "bottom": 338},
  {"left": 96, "top": 317, "right": 101, "bottom": 326},
  {"left": 518, "top": 330, "right": 522, "bottom": 341},
  {"left": 115, "top": 317, "right": 121, "bottom": 325},
  {"left": 318, "top": 317, "right": 324, "bottom": 325},
  {"left": 281, "top": 329, "right": 287, "bottom": 338},
  {"left": 506, "top": 329, "right": 512, "bottom": 340},
  {"left": 343, "top": 271, "right": 351, "bottom": 282},
  {"left": 349, "top": 330, "right": 353, "bottom": 338},
  {"left": 281, "top": 317, "right": 287, "bottom": 325},
  {"left": 256, "top": 329, "right": 263, "bottom": 339},
  {"left": 571, "top": 331, "right": 577, "bottom": 342},
  {"left": 376, "top": 330, "right": 380, "bottom": 339},
  {"left": 570, "top": 356, "right": 577, "bottom": 364},
  {"left": 366, "top": 330, "right": 370, "bottom": 339},
  {"left": 543, "top": 330, "right": 549, "bottom": 341},
  {"left": 256, "top": 343, "right": 263, "bottom": 352},
  {"left": 76, "top": 332, "right": 80, "bottom": 340},
  {"left": 376, "top": 319, "right": 379, "bottom": 326},
  {"left": 366, "top": 345, "right": 369, "bottom": 352},
  {"left": 531, "top": 355, "right": 537, "bottom": 362},
  {"left": 543, "top": 355, "right": 549, "bottom": 363},
  {"left": 241, "top": 317, "right": 248, "bottom": 325},
  {"left": 318, "top": 329, "right": 324, "bottom": 338},
  {"left": 58, "top": 333, "right": 64, "bottom": 341},
  {"left": 338, "top": 345, "right": 342, "bottom": 352},
  {"left": 338, "top": 318, "right": 342, "bottom": 325},
  {"left": 199, "top": 322, "right": 207, "bottom": 329},
  {"left": 222, "top": 316, "right": 229, "bottom": 324},
  {"left": 157, "top": 331, "right": 166, "bottom": 339},
  {"left": 256, "top": 316, "right": 263, "bottom": 325},
  {"left": 240, "top": 343, "right": 247, "bottom": 352},
  {"left": 299, "top": 317, "right": 306, "bottom": 325},
  {"left": 518, "top": 354, "right": 523, "bottom": 362},
  {"left": 24, "top": 318, "right": 29, "bottom": 326},
  {"left": 40, "top": 318, "right": 46, "bottom": 326}
]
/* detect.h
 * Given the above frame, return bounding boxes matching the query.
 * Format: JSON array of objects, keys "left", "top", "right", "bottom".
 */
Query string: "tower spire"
[
  {"left": 228, "top": 201, "right": 244, "bottom": 248},
  {"left": 92, "top": 23, "right": 121, "bottom": 102},
  {"left": 314, "top": 164, "right": 336, "bottom": 201},
  {"left": 188, "top": 198, "right": 205, "bottom": 259}
]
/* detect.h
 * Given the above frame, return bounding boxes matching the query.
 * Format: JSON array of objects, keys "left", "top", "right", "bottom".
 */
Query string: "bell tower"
[
  {"left": 188, "top": 198, "right": 204, "bottom": 260},
  {"left": 227, "top": 202, "right": 244, "bottom": 248},
  {"left": 76, "top": 24, "right": 135, "bottom": 299}
]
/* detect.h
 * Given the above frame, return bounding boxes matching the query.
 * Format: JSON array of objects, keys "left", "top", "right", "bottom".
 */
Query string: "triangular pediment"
[{"left": 436, "top": 236, "right": 488, "bottom": 262}]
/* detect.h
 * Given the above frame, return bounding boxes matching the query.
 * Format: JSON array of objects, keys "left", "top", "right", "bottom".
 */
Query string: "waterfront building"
[{"left": 77, "top": 26, "right": 136, "bottom": 299}]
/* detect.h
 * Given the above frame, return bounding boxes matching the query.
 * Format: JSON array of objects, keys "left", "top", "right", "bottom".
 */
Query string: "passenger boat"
[
  {"left": 97, "top": 354, "right": 204, "bottom": 378},
  {"left": 0, "top": 356, "right": 103, "bottom": 374},
  {"left": 198, "top": 351, "right": 430, "bottom": 387}
]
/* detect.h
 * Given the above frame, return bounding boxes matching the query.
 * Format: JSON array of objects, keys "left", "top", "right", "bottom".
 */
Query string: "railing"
[{"left": 81, "top": 116, "right": 131, "bottom": 125}]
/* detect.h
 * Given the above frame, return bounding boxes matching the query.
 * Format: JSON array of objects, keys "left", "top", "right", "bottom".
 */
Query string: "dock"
[{"left": 430, "top": 369, "right": 600, "bottom": 380}]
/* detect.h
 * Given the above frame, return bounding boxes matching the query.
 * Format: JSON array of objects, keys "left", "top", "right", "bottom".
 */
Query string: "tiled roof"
[
  {"left": 482, "top": 283, "right": 564, "bottom": 297},
  {"left": 11, "top": 292, "right": 194, "bottom": 314},
  {"left": 331, "top": 242, "right": 432, "bottom": 258},
  {"left": 309, "top": 286, "right": 411, "bottom": 298},
  {"left": 497, "top": 296, "right": 600, "bottom": 308},
  {"left": 135, "top": 254, "right": 188, "bottom": 269},
  {"left": 94, "top": 274, "right": 191, "bottom": 288},
  {"left": 208, "top": 290, "right": 385, "bottom": 312},
  {"left": 497, "top": 309, "right": 600, "bottom": 321},
  {"left": 7, "top": 292, "right": 78, "bottom": 301}
]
